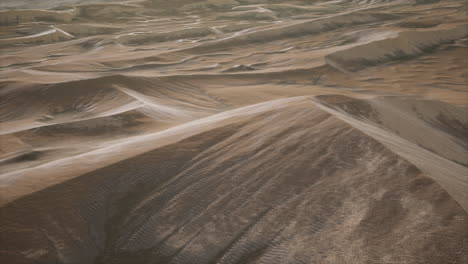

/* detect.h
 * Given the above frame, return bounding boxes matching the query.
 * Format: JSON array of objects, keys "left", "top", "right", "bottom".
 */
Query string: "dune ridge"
[
  {"left": 314, "top": 95, "right": 468, "bottom": 211},
  {"left": 178, "top": 11, "right": 400, "bottom": 54},
  {"left": 325, "top": 24, "right": 468, "bottom": 72},
  {"left": 0, "top": 9, "right": 77, "bottom": 25},
  {"left": 1, "top": 0, "right": 467, "bottom": 263},
  {"left": 1, "top": 96, "right": 467, "bottom": 263},
  {"left": 0, "top": 26, "right": 75, "bottom": 46},
  {"left": 0, "top": 74, "right": 227, "bottom": 134}
]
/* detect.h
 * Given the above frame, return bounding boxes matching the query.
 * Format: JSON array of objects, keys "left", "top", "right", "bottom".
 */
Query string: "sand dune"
[
  {"left": 0, "top": 9, "right": 77, "bottom": 25},
  {"left": 1, "top": 96, "right": 468, "bottom": 263},
  {"left": 56, "top": 24, "right": 121, "bottom": 37},
  {"left": 0, "top": 26, "right": 75, "bottom": 46},
  {"left": 117, "top": 28, "right": 217, "bottom": 46},
  {"left": 1, "top": 0, "right": 467, "bottom": 263},
  {"left": 314, "top": 95, "right": 468, "bottom": 211},
  {"left": 178, "top": 11, "right": 400, "bottom": 54},
  {"left": 0, "top": 75, "right": 227, "bottom": 134},
  {"left": 325, "top": 24, "right": 468, "bottom": 72}
]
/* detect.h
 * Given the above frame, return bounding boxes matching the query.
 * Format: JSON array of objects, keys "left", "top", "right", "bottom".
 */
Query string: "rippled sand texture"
[{"left": 1, "top": 0, "right": 468, "bottom": 263}]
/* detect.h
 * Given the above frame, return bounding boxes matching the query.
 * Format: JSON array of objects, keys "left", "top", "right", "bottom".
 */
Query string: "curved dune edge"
[
  {"left": 0, "top": 26, "right": 75, "bottom": 46},
  {"left": 1, "top": 1, "right": 467, "bottom": 262},
  {"left": 1, "top": 95, "right": 467, "bottom": 209},
  {"left": 116, "top": 28, "right": 217, "bottom": 46},
  {"left": 0, "top": 75, "right": 227, "bottom": 135},
  {"left": 170, "top": 11, "right": 400, "bottom": 54},
  {"left": 0, "top": 96, "right": 307, "bottom": 205},
  {"left": 325, "top": 24, "right": 468, "bottom": 72},
  {"left": 1, "top": 95, "right": 467, "bottom": 263},
  {"left": 313, "top": 95, "right": 468, "bottom": 212},
  {"left": 0, "top": 9, "right": 77, "bottom": 24}
]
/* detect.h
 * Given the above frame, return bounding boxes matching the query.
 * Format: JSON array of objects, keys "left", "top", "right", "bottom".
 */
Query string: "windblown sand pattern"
[{"left": 1, "top": 0, "right": 467, "bottom": 263}]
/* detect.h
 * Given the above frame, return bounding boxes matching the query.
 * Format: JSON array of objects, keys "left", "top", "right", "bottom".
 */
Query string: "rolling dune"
[
  {"left": 325, "top": 24, "right": 468, "bottom": 72},
  {"left": 1, "top": 97, "right": 468, "bottom": 263},
  {"left": 1, "top": 0, "right": 467, "bottom": 263}
]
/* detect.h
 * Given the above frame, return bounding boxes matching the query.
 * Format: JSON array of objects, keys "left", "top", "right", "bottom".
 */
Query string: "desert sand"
[{"left": 1, "top": 0, "right": 467, "bottom": 263}]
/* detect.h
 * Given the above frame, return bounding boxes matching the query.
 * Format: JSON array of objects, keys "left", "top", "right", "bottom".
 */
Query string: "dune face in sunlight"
[{"left": 1, "top": 0, "right": 467, "bottom": 263}]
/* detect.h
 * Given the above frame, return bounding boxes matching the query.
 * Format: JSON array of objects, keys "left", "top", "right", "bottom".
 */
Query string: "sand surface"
[{"left": 1, "top": 0, "right": 467, "bottom": 263}]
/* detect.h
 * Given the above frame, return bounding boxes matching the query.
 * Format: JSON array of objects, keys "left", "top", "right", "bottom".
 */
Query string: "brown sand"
[{"left": 1, "top": 0, "right": 467, "bottom": 263}]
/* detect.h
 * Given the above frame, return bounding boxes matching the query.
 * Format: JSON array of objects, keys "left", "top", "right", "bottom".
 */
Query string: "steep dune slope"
[
  {"left": 0, "top": 75, "right": 226, "bottom": 134},
  {"left": 0, "top": 9, "right": 77, "bottom": 24},
  {"left": 1, "top": 97, "right": 467, "bottom": 264},
  {"left": 0, "top": 76, "right": 137, "bottom": 134},
  {"left": 325, "top": 24, "right": 468, "bottom": 72},
  {"left": 0, "top": 26, "right": 75, "bottom": 46},
  {"left": 159, "top": 11, "right": 400, "bottom": 54},
  {"left": 314, "top": 95, "right": 468, "bottom": 211},
  {"left": 1, "top": 0, "right": 468, "bottom": 263},
  {"left": 0, "top": 74, "right": 228, "bottom": 176}
]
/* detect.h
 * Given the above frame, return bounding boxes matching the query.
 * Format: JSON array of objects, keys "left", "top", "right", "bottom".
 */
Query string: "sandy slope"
[
  {"left": 1, "top": 0, "right": 468, "bottom": 263},
  {"left": 2, "top": 97, "right": 468, "bottom": 264}
]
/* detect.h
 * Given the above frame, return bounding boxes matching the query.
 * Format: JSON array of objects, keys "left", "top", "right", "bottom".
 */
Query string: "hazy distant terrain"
[{"left": 1, "top": 0, "right": 467, "bottom": 263}]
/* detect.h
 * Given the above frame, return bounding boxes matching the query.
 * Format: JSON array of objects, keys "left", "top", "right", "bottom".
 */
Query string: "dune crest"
[
  {"left": 1, "top": 0, "right": 467, "bottom": 263},
  {"left": 1, "top": 96, "right": 468, "bottom": 263},
  {"left": 325, "top": 24, "right": 468, "bottom": 72}
]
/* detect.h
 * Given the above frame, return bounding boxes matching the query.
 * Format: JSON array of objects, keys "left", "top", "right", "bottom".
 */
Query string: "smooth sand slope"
[
  {"left": 1, "top": 0, "right": 467, "bottom": 263},
  {"left": 1, "top": 97, "right": 468, "bottom": 264}
]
